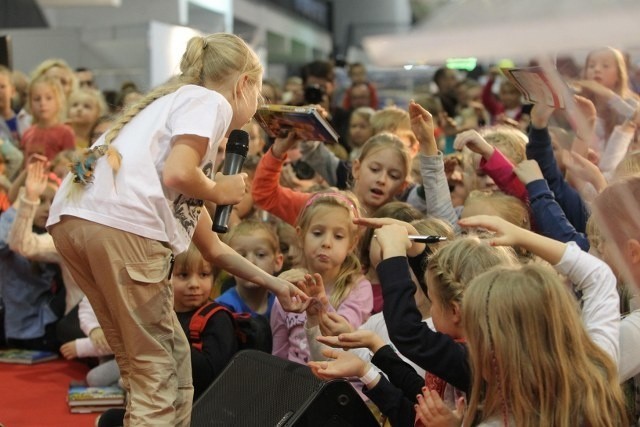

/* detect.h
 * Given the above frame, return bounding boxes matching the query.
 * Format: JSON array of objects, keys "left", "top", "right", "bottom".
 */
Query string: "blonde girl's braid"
[{"left": 70, "top": 35, "right": 209, "bottom": 186}]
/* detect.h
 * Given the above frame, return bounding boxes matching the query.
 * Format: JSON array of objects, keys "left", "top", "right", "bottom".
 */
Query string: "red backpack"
[{"left": 188, "top": 302, "right": 272, "bottom": 353}]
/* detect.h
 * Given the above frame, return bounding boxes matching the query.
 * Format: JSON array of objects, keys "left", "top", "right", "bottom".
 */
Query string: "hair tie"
[{"left": 304, "top": 191, "right": 359, "bottom": 218}]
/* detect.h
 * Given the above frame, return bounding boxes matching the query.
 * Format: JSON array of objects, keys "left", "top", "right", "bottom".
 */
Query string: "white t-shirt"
[{"left": 47, "top": 84, "right": 232, "bottom": 254}]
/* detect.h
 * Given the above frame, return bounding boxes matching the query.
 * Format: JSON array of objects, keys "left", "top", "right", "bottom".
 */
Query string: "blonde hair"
[
  {"left": 463, "top": 264, "right": 627, "bottom": 427},
  {"left": 464, "top": 190, "right": 530, "bottom": 230},
  {"left": 68, "top": 88, "right": 108, "bottom": 118},
  {"left": 356, "top": 132, "right": 411, "bottom": 178},
  {"left": 225, "top": 219, "right": 280, "bottom": 256},
  {"left": 480, "top": 125, "right": 528, "bottom": 165},
  {"left": 25, "top": 75, "right": 66, "bottom": 123},
  {"left": 350, "top": 106, "right": 375, "bottom": 125},
  {"left": 428, "top": 235, "right": 518, "bottom": 310},
  {"left": 612, "top": 150, "right": 640, "bottom": 182},
  {"left": 72, "top": 33, "right": 262, "bottom": 184},
  {"left": 174, "top": 242, "right": 213, "bottom": 276},
  {"left": 29, "top": 58, "right": 77, "bottom": 94},
  {"left": 583, "top": 46, "right": 633, "bottom": 99},
  {"left": 370, "top": 106, "right": 410, "bottom": 134},
  {"left": 296, "top": 190, "right": 362, "bottom": 308},
  {"left": 0, "top": 65, "right": 11, "bottom": 80}
]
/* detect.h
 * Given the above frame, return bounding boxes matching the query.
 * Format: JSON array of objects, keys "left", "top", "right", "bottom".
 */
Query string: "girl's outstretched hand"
[
  {"left": 308, "top": 348, "right": 367, "bottom": 380},
  {"left": 273, "top": 277, "right": 311, "bottom": 313},
  {"left": 458, "top": 215, "right": 523, "bottom": 248},
  {"left": 316, "top": 329, "right": 385, "bottom": 353},
  {"left": 415, "top": 389, "right": 464, "bottom": 427},
  {"left": 409, "top": 100, "right": 437, "bottom": 155}
]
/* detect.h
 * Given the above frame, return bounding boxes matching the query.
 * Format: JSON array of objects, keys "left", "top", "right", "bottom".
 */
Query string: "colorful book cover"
[
  {"left": 68, "top": 385, "right": 126, "bottom": 407},
  {"left": 254, "top": 104, "right": 339, "bottom": 143},
  {"left": 0, "top": 348, "right": 58, "bottom": 364}
]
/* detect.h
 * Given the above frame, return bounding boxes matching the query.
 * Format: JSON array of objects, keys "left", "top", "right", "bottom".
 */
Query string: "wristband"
[{"left": 358, "top": 365, "right": 380, "bottom": 386}]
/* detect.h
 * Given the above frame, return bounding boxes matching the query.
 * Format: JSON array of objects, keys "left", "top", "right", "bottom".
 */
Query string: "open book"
[
  {"left": 254, "top": 104, "right": 339, "bottom": 143},
  {"left": 501, "top": 66, "right": 572, "bottom": 109}
]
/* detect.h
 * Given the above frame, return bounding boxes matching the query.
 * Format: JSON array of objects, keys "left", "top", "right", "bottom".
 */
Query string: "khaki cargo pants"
[{"left": 51, "top": 216, "right": 193, "bottom": 427}]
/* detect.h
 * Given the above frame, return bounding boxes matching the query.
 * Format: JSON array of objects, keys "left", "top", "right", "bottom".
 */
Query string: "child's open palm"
[
  {"left": 308, "top": 348, "right": 367, "bottom": 381},
  {"left": 25, "top": 161, "right": 49, "bottom": 202}
]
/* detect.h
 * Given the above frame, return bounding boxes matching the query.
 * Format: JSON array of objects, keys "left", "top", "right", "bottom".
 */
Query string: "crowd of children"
[{"left": 1, "top": 33, "right": 640, "bottom": 427}]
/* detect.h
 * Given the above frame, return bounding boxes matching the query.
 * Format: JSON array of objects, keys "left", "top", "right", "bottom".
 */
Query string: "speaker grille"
[{"left": 192, "top": 350, "right": 324, "bottom": 427}]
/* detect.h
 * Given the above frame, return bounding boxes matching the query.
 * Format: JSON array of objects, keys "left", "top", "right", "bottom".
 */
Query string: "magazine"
[
  {"left": 68, "top": 385, "right": 126, "bottom": 407},
  {"left": 501, "top": 66, "right": 571, "bottom": 109},
  {"left": 254, "top": 104, "right": 339, "bottom": 143},
  {"left": 0, "top": 348, "right": 58, "bottom": 364}
]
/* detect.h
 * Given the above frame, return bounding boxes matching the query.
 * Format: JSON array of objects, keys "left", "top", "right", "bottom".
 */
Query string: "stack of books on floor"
[
  {"left": 0, "top": 348, "right": 58, "bottom": 364},
  {"left": 67, "top": 384, "right": 126, "bottom": 413}
]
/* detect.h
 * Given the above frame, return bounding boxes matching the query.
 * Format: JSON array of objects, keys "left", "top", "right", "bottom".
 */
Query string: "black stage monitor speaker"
[
  {"left": 191, "top": 350, "right": 380, "bottom": 427},
  {"left": 0, "top": 35, "right": 12, "bottom": 69}
]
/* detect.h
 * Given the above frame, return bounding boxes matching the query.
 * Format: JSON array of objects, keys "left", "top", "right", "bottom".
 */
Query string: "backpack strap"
[{"left": 188, "top": 302, "right": 232, "bottom": 351}]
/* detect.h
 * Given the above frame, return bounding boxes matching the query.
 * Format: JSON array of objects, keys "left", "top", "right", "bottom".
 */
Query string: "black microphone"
[{"left": 212, "top": 129, "right": 249, "bottom": 233}]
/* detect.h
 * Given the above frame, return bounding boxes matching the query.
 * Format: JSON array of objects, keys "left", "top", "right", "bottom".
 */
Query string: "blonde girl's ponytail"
[{"left": 68, "top": 35, "right": 211, "bottom": 186}]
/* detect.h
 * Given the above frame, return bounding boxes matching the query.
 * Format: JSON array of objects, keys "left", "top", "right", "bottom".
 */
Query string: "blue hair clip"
[{"left": 70, "top": 145, "right": 108, "bottom": 185}]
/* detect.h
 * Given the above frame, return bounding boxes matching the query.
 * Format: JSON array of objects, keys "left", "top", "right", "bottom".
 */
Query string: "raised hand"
[
  {"left": 211, "top": 171, "right": 248, "bottom": 205},
  {"left": 409, "top": 100, "right": 437, "bottom": 155},
  {"left": 415, "top": 388, "right": 465, "bottom": 427},
  {"left": 453, "top": 130, "right": 494, "bottom": 160},
  {"left": 308, "top": 348, "right": 368, "bottom": 380},
  {"left": 298, "top": 273, "right": 329, "bottom": 321},
  {"left": 514, "top": 159, "right": 544, "bottom": 185},
  {"left": 25, "top": 160, "right": 49, "bottom": 203},
  {"left": 271, "top": 130, "right": 301, "bottom": 159},
  {"left": 316, "top": 329, "right": 386, "bottom": 353}
]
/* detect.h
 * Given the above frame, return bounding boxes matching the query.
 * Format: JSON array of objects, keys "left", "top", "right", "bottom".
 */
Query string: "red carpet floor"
[{"left": 0, "top": 358, "right": 98, "bottom": 426}]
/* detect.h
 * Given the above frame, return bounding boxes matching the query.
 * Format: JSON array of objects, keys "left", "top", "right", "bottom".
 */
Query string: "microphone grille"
[{"left": 226, "top": 129, "right": 250, "bottom": 156}]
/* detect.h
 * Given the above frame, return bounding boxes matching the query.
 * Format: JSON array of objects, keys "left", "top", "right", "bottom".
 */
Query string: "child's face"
[
  {"left": 585, "top": 50, "right": 619, "bottom": 91},
  {"left": 30, "top": 83, "right": 60, "bottom": 125},
  {"left": 0, "top": 73, "right": 15, "bottom": 112},
  {"left": 34, "top": 184, "right": 58, "bottom": 228},
  {"left": 231, "top": 80, "right": 261, "bottom": 132},
  {"left": 352, "top": 147, "right": 407, "bottom": 211},
  {"left": 68, "top": 94, "right": 100, "bottom": 126},
  {"left": 230, "top": 229, "right": 283, "bottom": 290},
  {"left": 349, "top": 114, "right": 373, "bottom": 148},
  {"left": 172, "top": 261, "right": 214, "bottom": 312},
  {"left": 498, "top": 82, "right": 521, "bottom": 109},
  {"left": 300, "top": 205, "right": 354, "bottom": 278},
  {"left": 349, "top": 65, "right": 367, "bottom": 85}
]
